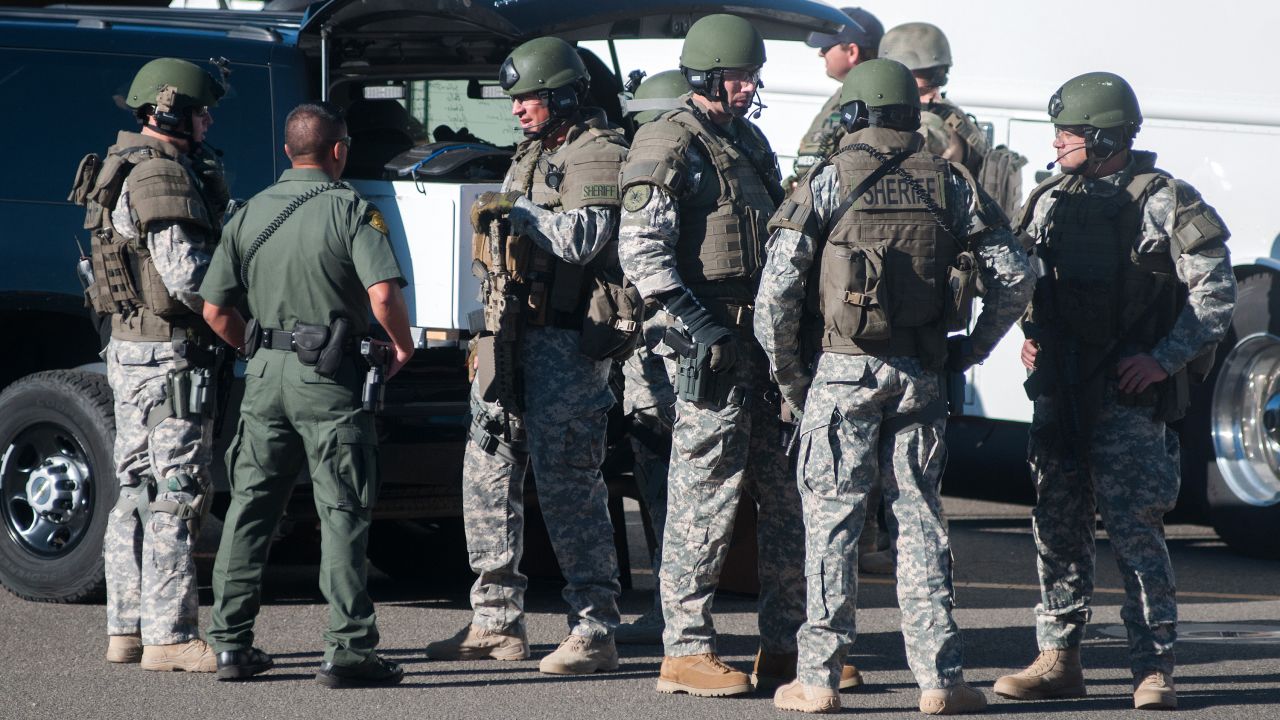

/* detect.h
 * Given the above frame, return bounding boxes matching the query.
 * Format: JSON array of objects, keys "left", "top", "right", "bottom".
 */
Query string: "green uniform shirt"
[{"left": 201, "top": 168, "right": 405, "bottom": 333}]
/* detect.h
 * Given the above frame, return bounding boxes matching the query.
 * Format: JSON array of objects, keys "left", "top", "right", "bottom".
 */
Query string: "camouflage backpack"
[{"left": 978, "top": 144, "right": 1028, "bottom": 219}]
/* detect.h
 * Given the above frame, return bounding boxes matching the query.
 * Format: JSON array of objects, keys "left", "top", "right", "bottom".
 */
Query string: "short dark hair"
[{"left": 285, "top": 102, "right": 346, "bottom": 162}]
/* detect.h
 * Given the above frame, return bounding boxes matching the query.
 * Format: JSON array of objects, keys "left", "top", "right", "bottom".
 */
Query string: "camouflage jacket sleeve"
[
  {"left": 1142, "top": 184, "right": 1237, "bottom": 374},
  {"left": 509, "top": 199, "right": 617, "bottom": 266},
  {"left": 951, "top": 174, "right": 1035, "bottom": 356},
  {"left": 112, "top": 178, "right": 213, "bottom": 314},
  {"left": 618, "top": 145, "right": 711, "bottom": 298},
  {"left": 753, "top": 164, "right": 836, "bottom": 378}
]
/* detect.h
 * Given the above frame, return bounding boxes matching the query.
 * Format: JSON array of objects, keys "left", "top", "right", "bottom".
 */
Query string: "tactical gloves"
[
  {"left": 470, "top": 191, "right": 524, "bottom": 231},
  {"left": 660, "top": 289, "right": 736, "bottom": 372},
  {"left": 944, "top": 335, "right": 987, "bottom": 373},
  {"left": 772, "top": 364, "right": 812, "bottom": 419}
]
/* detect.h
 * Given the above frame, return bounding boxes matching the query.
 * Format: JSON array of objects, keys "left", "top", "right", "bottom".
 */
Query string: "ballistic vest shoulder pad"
[
  {"left": 1170, "top": 179, "right": 1230, "bottom": 256},
  {"left": 1013, "top": 170, "right": 1069, "bottom": 235},
  {"left": 768, "top": 161, "right": 822, "bottom": 237},
  {"left": 128, "top": 157, "right": 211, "bottom": 232},
  {"left": 620, "top": 112, "right": 695, "bottom": 195},
  {"left": 558, "top": 124, "right": 628, "bottom": 211}
]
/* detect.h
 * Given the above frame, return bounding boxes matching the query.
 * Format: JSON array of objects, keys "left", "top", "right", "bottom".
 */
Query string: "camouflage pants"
[
  {"left": 1028, "top": 384, "right": 1179, "bottom": 676},
  {"left": 795, "top": 354, "right": 963, "bottom": 691},
  {"left": 462, "top": 325, "right": 621, "bottom": 638},
  {"left": 659, "top": 338, "right": 803, "bottom": 656},
  {"left": 104, "top": 339, "right": 211, "bottom": 646},
  {"left": 621, "top": 329, "right": 675, "bottom": 614}
]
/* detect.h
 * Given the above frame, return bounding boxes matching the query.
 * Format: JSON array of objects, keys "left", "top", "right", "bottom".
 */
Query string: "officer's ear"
[{"left": 284, "top": 143, "right": 295, "bottom": 161}]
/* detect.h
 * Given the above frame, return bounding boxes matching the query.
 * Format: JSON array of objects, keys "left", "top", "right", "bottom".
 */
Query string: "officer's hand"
[
  {"left": 1021, "top": 339, "right": 1039, "bottom": 370},
  {"left": 778, "top": 374, "right": 812, "bottom": 420},
  {"left": 708, "top": 336, "right": 738, "bottom": 373},
  {"left": 388, "top": 344, "right": 413, "bottom": 380},
  {"left": 470, "top": 191, "right": 523, "bottom": 231},
  {"left": 945, "top": 336, "right": 986, "bottom": 373},
  {"left": 1117, "top": 353, "right": 1168, "bottom": 394}
]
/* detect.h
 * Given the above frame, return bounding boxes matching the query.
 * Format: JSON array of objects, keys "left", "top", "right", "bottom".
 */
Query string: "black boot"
[
  {"left": 216, "top": 647, "right": 274, "bottom": 681},
  {"left": 316, "top": 653, "right": 404, "bottom": 688}
]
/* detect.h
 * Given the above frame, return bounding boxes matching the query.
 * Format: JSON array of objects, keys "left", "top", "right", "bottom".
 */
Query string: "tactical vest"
[
  {"left": 792, "top": 91, "right": 844, "bottom": 178},
  {"left": 923, "top": 100, "right": 989, "bottom": 177},
  {"left": 483, "top": 110, "right": 638, "bottom": 358},
  {"left": 1019, "top": 152, "right": 1178, "bottom": 352},
  {"left": 69, "top": 131, "right": 220, "bottom": 342},
  {"left": 621, "top": 98, "right": 784, "bottom": 304},
  {"left": 807, "top": 129, "right": 965, "bottom": 363}
]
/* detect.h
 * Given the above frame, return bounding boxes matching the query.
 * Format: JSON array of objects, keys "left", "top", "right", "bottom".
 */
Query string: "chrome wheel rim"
[
  {"left": 1, "top": 422, "right": 96, "bottom": 556},
  {"left": 1212, "top": 332, "right": 1280, "bottom": 507}
]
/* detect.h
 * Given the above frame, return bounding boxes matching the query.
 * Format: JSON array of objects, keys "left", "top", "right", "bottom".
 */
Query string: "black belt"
[{"left": 258, "top": 327, "right": 299, "bottom": 351}]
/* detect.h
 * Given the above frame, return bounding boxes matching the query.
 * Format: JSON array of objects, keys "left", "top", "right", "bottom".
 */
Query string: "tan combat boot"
[
  {"left": 140, "top": 638, "right": 217, "bottom": 672},
  {"left": 656, "top": 653, "right": 753, "bottom": 697},
  {"left": 538, "top": 634, "right": 619, "bottom": 675},
  {"left": 751, "top": 650, "right": 864, "bottom": 692},
  {"left": 425, "top": 623, "right": 530, "bottom": 661},
  {"left": 105, "top": 633, "right": 142, "bottom": 663},
  {"left": 993, "top": 648, "right": 1086, "bottom": 700},
  {"left": 774, "top": 679, "right": 840, "bottom": 714},
  {"left": 1133, "top": 670, "right": 1176, "bottom": 710},
  {"left": 919, "top": 683, "right": 988, "bottom": 715}
]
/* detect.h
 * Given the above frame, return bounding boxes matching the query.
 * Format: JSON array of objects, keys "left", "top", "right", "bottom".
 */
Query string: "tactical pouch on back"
[
  {"left": 314, "top": 317, "right": 351, "bottom": 378},
  {"left": 823, "top": 243, "right": 890, "bottom": 341},
  {"left": 579, "top": 269, "right": 642, "bottom": 361},
  {"left": 943, "top": 251, "right": 979, "bottom": 332},
  {"left": 292, "top": 322, "right": 330, "bottom": 367}
]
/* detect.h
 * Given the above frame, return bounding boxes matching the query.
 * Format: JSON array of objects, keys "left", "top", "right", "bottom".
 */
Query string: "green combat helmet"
[
  {"left": 679, "top": 13, "right": 765, "bottom": 109},
  {"left": 127, "top": 57, "right": 223, "bottom": 115},
  {"left": 499, "top": 36, "right": 589, "bottom": 101},
  {"left": 1048, "top": 71, "right": 1142, "bottom": 160},
  {"left": 624, "top": 70, "right": 690, "bottom": 125},
  {"left": 879, "top": 22, "right": 951, "bottom": 87},
  {"left": 838, "top": 58, "right": 921, "bottom": 133}
]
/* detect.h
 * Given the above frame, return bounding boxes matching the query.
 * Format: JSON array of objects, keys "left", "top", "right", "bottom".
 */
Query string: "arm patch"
[{"left": 1171, "top": 179, "right": 1230, "bottom": 256}]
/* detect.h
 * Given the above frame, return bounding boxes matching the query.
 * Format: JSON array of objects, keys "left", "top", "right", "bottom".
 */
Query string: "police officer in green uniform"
[
  {"left": 200, "top": 102, "right": 414, "bottom": 687},
  {"left": 788, "top": 7, "right": 884, "bottom": 188}
]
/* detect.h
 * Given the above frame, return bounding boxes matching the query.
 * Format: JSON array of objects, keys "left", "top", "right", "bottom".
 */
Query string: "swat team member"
[
  {"left": 757, "top": 59, "right": 1033, "bottom": 715},
  {"left": 424, "top": 36, "right": 628, "bottom": 675},
  {"left": 200, "top": 102, "right": 413, "bottom": 687},
  {"left": 788, "top": 6, "right": 884, "bottom": 187},
  {"left": 879, "top": 23, "right": 988, "bottom": 178},
  {"left": 993, "top": 73, "right": 1236, "bottom": 711},
  {"left": 614, "top": 69, "right": 689, "bottom": 646},
  {"left": 71, "top": 57, "right": 229, "bottom": 673},
  {"left": 620, "top": 14, "right": 851, "bottom": 698}
]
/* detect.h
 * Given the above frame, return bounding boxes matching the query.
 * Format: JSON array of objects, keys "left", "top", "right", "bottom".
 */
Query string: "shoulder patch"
[
  {"left": 622, "top": 184, "right": 654, "bottom": 212},
  {"left": 367, "top": 208, "right": 389, "bottom": 235}
]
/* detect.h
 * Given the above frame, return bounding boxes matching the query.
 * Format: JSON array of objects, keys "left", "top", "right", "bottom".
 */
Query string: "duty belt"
[{"left": 255, "top": 326, "right": 356, "bottom": 353}]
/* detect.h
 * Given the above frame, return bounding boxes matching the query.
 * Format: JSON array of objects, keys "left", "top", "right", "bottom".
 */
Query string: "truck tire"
[
  {"left": 0, "top": 370, "right": 117, "bottom": 601},
  {"left": 1206, "top": 271, "right": 1280, "bottom": 559}
]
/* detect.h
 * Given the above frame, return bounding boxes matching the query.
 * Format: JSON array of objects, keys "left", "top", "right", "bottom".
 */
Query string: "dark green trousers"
[{"left": 209, "top": 348, "right": 381, "bottom": 665}]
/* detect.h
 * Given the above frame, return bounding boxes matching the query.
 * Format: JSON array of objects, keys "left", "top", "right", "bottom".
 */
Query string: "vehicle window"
[
  {"left": 411, "top": 80, "right": 522, "bottom": 148},
  {"left": 0, "top": 48, "right": 275, "bottom": 204}
]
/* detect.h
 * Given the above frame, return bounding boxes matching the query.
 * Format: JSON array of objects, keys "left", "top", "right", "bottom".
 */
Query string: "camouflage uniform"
[
  {"left": 102, "top": 137, "right": 219, "bottom": 646},
  {"left": 619, "top": 317, "right": 676, "bottom": 612},
  {"left": 619, "top": 98, "right": 805, "bottom": 657},
  {"left": 755, "top": 127, "right": 1033, "bottom": 691},
  {"left": 462, "top": 111, "right": 624, "bottom": 640},
  {"left": 1020, "top": 153, "right": 1236, "bottom": 677}
]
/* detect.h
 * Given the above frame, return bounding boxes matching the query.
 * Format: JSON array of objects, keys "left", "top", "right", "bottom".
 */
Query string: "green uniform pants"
[{"left": 210, "top": 348, "right": 382, "bottom": 665}]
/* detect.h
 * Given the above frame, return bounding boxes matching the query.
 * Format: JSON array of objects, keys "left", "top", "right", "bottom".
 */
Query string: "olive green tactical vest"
[
  {"left": 812, "top": 128, "right": 961, "bottom": 359},
  {"left": 923, "top": 99, "right": 988, "bottom": 176},
  {"left": 1020, "top": 152, "right": 1177, "bottom": 352},
  {"left": 622, "top": 97, "right": 784, "bottom": 303},
  {"left": 503, "top": 109, "right": 628, "bottom": 327},
  {"left": 75, "top": 131, "right": 220, "bottom": 342}
]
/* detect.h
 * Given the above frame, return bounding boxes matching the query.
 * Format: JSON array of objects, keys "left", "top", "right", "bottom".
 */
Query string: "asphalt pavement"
[{"left": 2, "top": 497, "right": 1278, "bottom": 720}]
